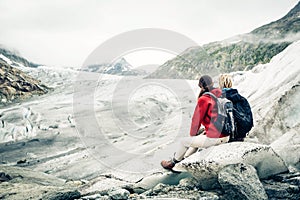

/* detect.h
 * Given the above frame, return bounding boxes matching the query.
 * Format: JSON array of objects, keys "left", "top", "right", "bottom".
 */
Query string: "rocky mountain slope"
[
  {"left": 147, "top": 1, "right": 300, "bottom": 79},
  {"left": 252, "top": 1, "right": 300, "bottom": 38},
  {"left": 0, "top": 61, "right": 48, "bottom": 106}
]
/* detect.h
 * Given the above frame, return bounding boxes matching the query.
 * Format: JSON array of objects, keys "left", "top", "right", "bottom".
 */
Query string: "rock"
[
  {"left": 178, "top": 177, "right": 200, "bottom": 189},
  {"left": 49, "top": 124, "right": 59, "bottom": 129},
  {"left": 218, "top": 163, "right": 268, "bottom": 200},
  {"left": 152, "top": 183, "right": 170, "bottom": 194},
  {"left": 0, "top": 172, "right": 12, "bottom": 182},
  {"left": 265, "top": 185, "right": 299, "bottom": 200},
  {"left": 142, "top": 182, "right": 220, "bottom": 200},
  {"left": 0, "top": 61, "right": 47, "bottom": 106},
  {"left": 43, "top": 190, "right": 81, "bottom": 200},
  {"left": 0, "top": 165, "right": 66, "bottom": 185},
  {"left": 108, "top": 188, "right": 130, "bottom": 200},
  {"left": 173, "top": 142, "right": 288, "bottom": 190},
  {"left": 138, "top": 194, "right": 147, "bottom": 199},
  {"left": 16, "top": 159, "right": 27, "bottom": 164},
  {"left": 0, "top": 166, "right": 80, "bottom": 200},
  {"left": 271, "top": 130, "right": 300, "bottom": 170},
  {"left": 132, "top": 171, "right": 191, "bottom": 193},
  {"left": 81, "top": 193, "right": 102, "bottom": 200},
  {"left": 261, "top": 171, "right": 300, "bottom": 199},
  {"left": 285, "top": 176, "right": 300, "bottom": 186}
]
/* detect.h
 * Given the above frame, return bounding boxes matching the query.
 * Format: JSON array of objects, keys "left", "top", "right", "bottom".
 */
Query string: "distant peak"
[{"left": 284, "top": 1, "right": 300, "bottom": 18}]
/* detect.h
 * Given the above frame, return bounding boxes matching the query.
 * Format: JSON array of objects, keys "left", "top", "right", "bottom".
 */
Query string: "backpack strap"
[
  {"left": 203, "top": 92, "right": 219, "bottom": 101},
  {"left": 203, "top": 92, "right": 218, "bottom": 121}
]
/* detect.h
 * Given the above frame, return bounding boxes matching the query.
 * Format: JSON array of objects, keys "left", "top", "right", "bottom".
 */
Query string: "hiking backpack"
[
  {"left": 223, "top": 90, "right": 253, "bottom": 141},
  {"left": 204, "top": 92, "right": 235, "bottom": 137}
]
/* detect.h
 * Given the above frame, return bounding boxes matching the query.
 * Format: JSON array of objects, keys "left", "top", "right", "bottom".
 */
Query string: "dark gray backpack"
[{"left": 223, "top": 89, "right": 253, "bottom": 141}]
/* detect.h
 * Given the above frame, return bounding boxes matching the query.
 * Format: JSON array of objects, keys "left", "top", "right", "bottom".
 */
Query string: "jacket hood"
[
  {"left": 223, "top": 88, "right": 241, "bottom": 102},
  {"left": 210, "top": 88, "right": 222, "bottom": 97}
]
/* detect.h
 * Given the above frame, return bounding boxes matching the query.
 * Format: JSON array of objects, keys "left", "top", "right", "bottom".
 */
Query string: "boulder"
[
  {"left": 0, "top": 166, "right": 80, "bottom": 200},
  {"left": 108, "top": 188, "right": 130, "bottom": 200},
  {"left": 173, "top": 142, "right": 288, "bottom": 189},
  {"left": 132, "top": 171, "right": 192, "bottom": 193},
  {"left": 141, "top": 182, "right": 220, "bottom": 200},
  {"left": 262, "top": 171, "right": 300, "bottom": 200},
  {"left": 218, "top": 163, "right": 268, "bottom": 200},
  {"left": 271, "top": 130, "right": 300, "bottom": 170}
]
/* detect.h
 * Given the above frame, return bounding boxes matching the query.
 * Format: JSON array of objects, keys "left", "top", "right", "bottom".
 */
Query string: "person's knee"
[{"left": 180, "top": 137, "right": 192, "bottom": 148}]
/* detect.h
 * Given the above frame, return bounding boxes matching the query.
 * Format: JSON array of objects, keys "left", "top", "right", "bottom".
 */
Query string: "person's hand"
[{"left": 197, "top": 127, "right": 205, "bottom": 135}]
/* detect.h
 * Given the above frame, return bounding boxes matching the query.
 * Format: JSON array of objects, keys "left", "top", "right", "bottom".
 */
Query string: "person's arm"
[{"left": 189, "top": 97, "right": 208, "bottom": 136}]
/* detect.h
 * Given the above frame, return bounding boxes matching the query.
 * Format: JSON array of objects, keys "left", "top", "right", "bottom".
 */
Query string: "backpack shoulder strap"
[
  {"left": 203, "top": 92, "right": 218, "bottom": 100},
  {"left": 202, "top": 92, "right": 217, "bottom": 121}
]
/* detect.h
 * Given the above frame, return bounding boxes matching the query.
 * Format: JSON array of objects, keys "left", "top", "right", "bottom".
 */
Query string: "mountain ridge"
[
  {"left": 147, "top": 1, "right": 300, "bottom": 80},
  {"left": 0, "top": 47, "right": 39, "bottom": 69}
]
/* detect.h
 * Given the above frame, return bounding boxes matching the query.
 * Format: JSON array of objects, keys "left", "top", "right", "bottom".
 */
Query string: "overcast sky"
[{"left": 0, "top": 0, "right": 298, "bottom": 68}]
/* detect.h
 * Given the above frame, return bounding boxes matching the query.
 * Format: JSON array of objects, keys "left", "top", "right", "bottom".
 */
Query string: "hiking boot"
[{"left": 161, "top": 158, "right": 179, "bottom": 170}]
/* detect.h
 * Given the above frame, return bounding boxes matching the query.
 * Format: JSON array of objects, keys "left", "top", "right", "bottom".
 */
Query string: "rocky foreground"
[{"left": 1, "top": 131, "right": 299, "bottom": 200}]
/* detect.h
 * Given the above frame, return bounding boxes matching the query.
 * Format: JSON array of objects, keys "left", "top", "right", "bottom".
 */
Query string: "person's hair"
[
  {"left": 219, "top": 74, "right": 233, "bottom": 89},
  {"left": 198, "top": 75, "right": 214, "bottom": 98}
]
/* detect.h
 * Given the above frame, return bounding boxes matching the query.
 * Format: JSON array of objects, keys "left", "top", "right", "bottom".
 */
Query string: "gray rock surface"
[
  {"left": 142, "top": 182, "right": 220, "bottom": 200},
  {"left": 173, "top": 142, "right": 288, "bottom": 189},
  {"left": 218, "top": 163, "right": 268, "bottom": 200},
  {"left": 108, "top": 188, "right": 130, "bottom": 200},
  {"left": 132, "top": 171, "right": 192, "bottom": 193},
  {"left": 262, "top": 171, "right": 300, "bottom": 200},
  {"left": 0, "top": 61, "right": 47, "bottom": 105},
  {"left": 271, "top": 130, "right": 300, "bottom": 170},
  {"left": 0, "top": 166, "right": 80, "bottom": 200}
]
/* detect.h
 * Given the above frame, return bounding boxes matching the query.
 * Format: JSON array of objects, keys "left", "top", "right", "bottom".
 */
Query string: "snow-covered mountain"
[
  {"left": 0, "top": 46, "right": 38, "bottom": 68},
  {"left": 0, "top": 46, "right": 78, "bottom": 106},
  {"left": 82, "top": 57, "right": 146, "bottom": 76}
]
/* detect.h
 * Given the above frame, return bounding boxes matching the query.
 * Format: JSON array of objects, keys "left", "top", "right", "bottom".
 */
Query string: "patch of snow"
[{"left": 0, "top": 54, "right": 13, "bottom": 65}]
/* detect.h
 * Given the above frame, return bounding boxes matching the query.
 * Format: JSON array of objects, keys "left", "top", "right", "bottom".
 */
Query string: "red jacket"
[{"left": 190, "top": 88, "right": 227, "bottom": 138}]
